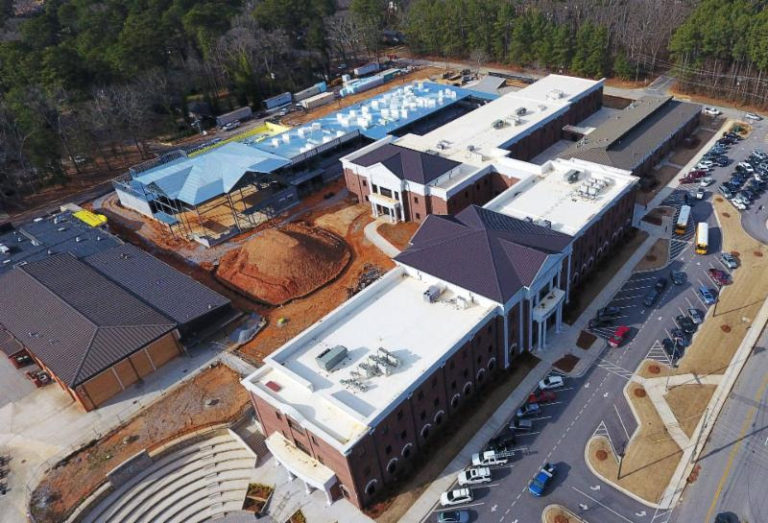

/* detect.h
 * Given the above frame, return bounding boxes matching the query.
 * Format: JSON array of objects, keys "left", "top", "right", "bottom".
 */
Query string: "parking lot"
[{"left": 424, "top": 120, "right": 767, "bottom": 523}]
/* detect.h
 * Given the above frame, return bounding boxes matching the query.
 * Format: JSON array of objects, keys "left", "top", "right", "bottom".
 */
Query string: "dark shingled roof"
[
  {"left": 85, "top": 243, "right": 230, "bottom": 326},
  {"left": 560, "top": 96, "right": 701, "bottom": 172},
  {"left": 0, "top": 254, "right": 176, "bottom": 387},
  {"left": 353, "top": 143, "right": 460, "bottom": 185},
  {"left": 396, "top": 206, "right": 572, "bottom": 303}
]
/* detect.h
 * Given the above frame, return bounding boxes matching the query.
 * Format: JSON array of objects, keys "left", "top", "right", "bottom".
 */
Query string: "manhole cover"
[
  {"left": 634, "top": 387, "right": 647, "bottom": 397},
  {"left": 754, "top": 251, "right": 763, "bottom": 257},
  {"left": 722, "top": 212, "right": 731, "bottom": 218},
  {"left": 596, "top": 449, "right": 608, "bottom": 461},
  {"left": 649, "top": 364, "right": 661, "bottom": 374},
  {"left": 721, "top": 325, "right": 732, "bottom": 333}
]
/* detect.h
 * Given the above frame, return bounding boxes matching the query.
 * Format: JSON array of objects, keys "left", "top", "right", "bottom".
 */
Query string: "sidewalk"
[
  {"left": 401, "top": 231, "right": 660, "bottom": 522},
  {"left": 363, "top": 218, "right": 401, "bottom": 257}
]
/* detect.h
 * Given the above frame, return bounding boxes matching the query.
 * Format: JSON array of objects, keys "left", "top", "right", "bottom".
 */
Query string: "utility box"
[
  {"left": 316, "top": 345, "right": 348, "bottom": 371},
  {"left": 423, "top": 285, "right": 444, "bottom": 303}
]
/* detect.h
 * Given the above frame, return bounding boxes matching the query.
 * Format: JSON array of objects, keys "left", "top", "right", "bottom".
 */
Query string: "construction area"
[
  {"left": 216, "top": 222, "right": 351, "bottom": 305},
  {"left": 586, "top": 194, "right": 768, "bottom": 505},
  {"left": 28, "top": 363, "right": 251, "bottom": 523}
]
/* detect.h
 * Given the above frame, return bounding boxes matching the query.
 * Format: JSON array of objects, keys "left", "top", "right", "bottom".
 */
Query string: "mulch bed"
[
  {"left": 576, "top": 330, "right": 597, "bottom": 350},
  {"left": 596, "top": 449, "right": 608, "bottom": 461},
  {"left": 721, "top": 325, "right": 732, "bottom": 333},
  {"left": 634, "top": 387, "right": 647, "bottom": 397},
  {"left": 648, "top": 364, "right": 661, "bottom": 374},
  {"left": 754, "top": 251, "right": 763, "bottom": 257},
  {"left": 722, "top": 212, "right": 731, "bottom": 218},
  {"left": 554, "top": 354, "right": 580, "bottom": 373}
]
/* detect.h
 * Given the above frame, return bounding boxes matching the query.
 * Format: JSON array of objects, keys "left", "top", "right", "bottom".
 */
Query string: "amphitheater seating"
[{"left": 82, "top": 430, "right": 256, "bottom": 523}]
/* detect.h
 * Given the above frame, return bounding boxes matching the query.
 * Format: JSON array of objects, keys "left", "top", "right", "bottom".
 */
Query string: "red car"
[
  {"left": 608, "top": 326, "right": 631, "bottom": 348},
  {"left": 689, "top": 170, "right": 706, "bottom": 179},
  {"left": 528, "top": 390, "right": 556, "bottom": 404},
  {"left": 708, "top": 268, "right": 731, "bottom": 286}
]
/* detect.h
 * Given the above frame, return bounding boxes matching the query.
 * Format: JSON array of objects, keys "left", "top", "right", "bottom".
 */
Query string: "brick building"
[{"left": 342, "top": 74, "right": 605, "bottom": 222}]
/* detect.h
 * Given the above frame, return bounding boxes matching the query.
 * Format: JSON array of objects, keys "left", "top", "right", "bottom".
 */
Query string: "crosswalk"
[
  {"left": 595, "top": 358, "right": 635, "bottom": 380},
  {"left": 645, "top": 340, "right": 673, "bottom": 365}
]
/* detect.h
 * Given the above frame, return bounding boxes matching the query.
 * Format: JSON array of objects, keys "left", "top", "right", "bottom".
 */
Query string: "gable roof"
[
  {"left": 561, "top": 96, "right": 701, "bottom": 171},
  {"left": 0, "top": 254, "right": 176, "bottom": 387},
  {"left": 134, "top": 142, "right": 290, "bottom": 206},
  {"left": 353, "top": 143, "right": 460, "bottom": 185},
  {"left": 395, "top": 206, "right": 571, "bottom": 303},
  {"left": 84, "top": 243, "right": 230, "bottom": 326}
]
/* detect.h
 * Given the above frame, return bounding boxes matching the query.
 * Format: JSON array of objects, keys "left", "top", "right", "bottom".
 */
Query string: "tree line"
[{"left": 0, "top": 0, "right": 378, "bottom": 209}]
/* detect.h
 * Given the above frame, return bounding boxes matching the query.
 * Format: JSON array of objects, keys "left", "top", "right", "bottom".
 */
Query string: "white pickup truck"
[
  {"left": 457, "top": 466, "right": 492, "bottom": 486},
  {"left": 471, "top": 449, "right": 515, "bottom": 467}
]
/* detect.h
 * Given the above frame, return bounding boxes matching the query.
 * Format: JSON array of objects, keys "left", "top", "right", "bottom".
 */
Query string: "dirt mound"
[{"left": 217, "top": 223, "right": 351, "bottom": 305}]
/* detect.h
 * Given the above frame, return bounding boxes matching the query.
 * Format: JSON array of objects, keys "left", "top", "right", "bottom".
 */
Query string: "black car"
[
  {"left": 486, "top": 433, "right": 516, "bottom": 452},
  {"left": 597, "top": 306, "right": 621, "bottom": 319},
  {"left": 670, "top": 328, "right": 691, "bottom": 347},
  {"left": 643, "top": 288, "right": 661, "bottom": 307},
  {"left": 655, "top": 277, "right": 668, "bottom": 291},
  {"left": 671, "top": 271, "right": 686, "bottom": 285},
  {"left": 715, "top": 157, "right": 731, "bottom": 167},
  {"left": 662, "top": 338, "right": 683, "bottom": 361},
  {"left": 589, "top": 317, "right": 614, "bottom": 329},
  {"left": 676, "top": 314, "right": 697, "bottom": 334}
]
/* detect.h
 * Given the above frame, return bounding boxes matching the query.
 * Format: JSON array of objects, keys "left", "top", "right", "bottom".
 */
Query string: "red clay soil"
[
  {"left": 634, "top": 387, "right": 647, "bottom": 398},
  {"left": 596, "top": 449, "right": 609, "bottom": 461},
  {"left": 378, "top": 221, "right": 420, "bottom": 251},
  {"left": 554, "top": 354, "right": 580, "bottom": 373},
  {"left": 239, "top": 203, "right": 396, "bottom": 362},
  {"left": 29, "top": 364, "right": 250, "bottom": 523},
  {"left": 216, "top": 223, "right": 351, "bottom": 306}
]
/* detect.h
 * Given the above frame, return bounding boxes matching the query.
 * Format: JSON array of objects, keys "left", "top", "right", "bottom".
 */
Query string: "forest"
[{"left": 2, "top": 0, "right": 768, "bottom": 208}]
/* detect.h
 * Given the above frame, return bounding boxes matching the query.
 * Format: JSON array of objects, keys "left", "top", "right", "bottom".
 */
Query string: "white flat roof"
[
  {"left": 395, "top": 75, "right": 602, "bottom": 167},
  {"left": 244, "top": 268, "right": 495, "bottom": 452},
  {"left": 484, "top": 158, "right": 637, "bottom": 236}
]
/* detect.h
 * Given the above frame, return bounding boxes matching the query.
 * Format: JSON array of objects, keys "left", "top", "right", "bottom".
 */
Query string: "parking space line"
[
  {"left": 571, "top": 486, "right": 637, "bottom": 523},
  {"left": 434, "top": 502, "right": 486, "bottom": 512}
]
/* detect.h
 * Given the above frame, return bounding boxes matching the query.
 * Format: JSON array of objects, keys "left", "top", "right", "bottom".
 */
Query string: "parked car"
[
  {"left": 700, "top": 177, "right": 714, "bottom": 187},
  {"left": 662, "top": 338, "right": 684, "bottom": 361},
  {"left": 437, "top": 511, "right": 470, "bottom": 523},
  {"left": 440, "top": 488, "right": 473, "bottom": 507},
  {"left": 538, "top": 375, "right": 565, "bottom": 390},
  {"left": 721, "top": 252, "right": 739, "bottom": 269},
  {"left": 528, "top": 390, "right": 556, "bottom": 404},
  {"left": 671, "top": 271, "right": 687, "bottom": 285},
  {"left": 221, "top": 120, "right": 241, "bottom": 131},
  {"left": 510, "top": 418, "right": 534, "bottom": 432},
  {"left": 655, "top": 277, "right": 668, "bottom": 291},
  {"left": 608, "top": 325, "right": 631, "bottom": 348},
  {"left": 688, "top": 307, "right": 704, "bottom": 324},
  {"left": 486, "top": 434, "right": 516, "bottom": 452},
  {"left": 528, "top": 463, "right": 556, "bottom": 496},
  {"left": 457, "top": 467, "right": 492, "bottom": 486},
  {"left": 708, "top": 268, "right": 731, "bottom": 286},
  {"left": 703, "top": 107, "right": 722, "bottom": 116},
  {"left": 597, "top": 306, "right": 621, "bottom": 319},
  {"left": 516, "top": 403, "right": 541, "bottom": 418},
  {"left": 695, "top": 188, "right": 706, "bottom": 200},
  {"left": 699, "top": 286, "right": 718, "bottom": 305},
  {"left": 676, "top": 314, "right": 697, "bottom": 334},
  {"left": 745, "top": 112, "right": 763, "bottom": 121},
  {"left": 589, "top": 316, "right": 614, "bottom": 329},
  {"left": 670, "top": 328, "right": 691, "bottom": 347},
  {"left": 643, "top": 288, "right": 661, "bottom": 307}
]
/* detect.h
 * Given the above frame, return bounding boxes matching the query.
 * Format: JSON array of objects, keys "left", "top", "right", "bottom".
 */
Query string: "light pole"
[{"left": 617, "top": 441, "right": 627, "bottom": 480}]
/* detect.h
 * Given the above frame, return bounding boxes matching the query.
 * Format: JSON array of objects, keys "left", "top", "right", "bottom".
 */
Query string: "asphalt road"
[{"left": 423, "top": 112, "right": 768, "bottom": 523}]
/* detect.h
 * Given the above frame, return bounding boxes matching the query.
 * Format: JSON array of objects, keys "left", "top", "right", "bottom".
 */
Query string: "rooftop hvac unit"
[
  {"left": 566, "top": 170, "right": 581, "bottom": 184},
  {"left": 492, "top": 119, "right": 505, "bottom": 129},
  {"left": 316, "top": 345, "right": 348, "bottom": 371},
  {"left": 423, "top": 284, "right": 444, "bottom": 303},
  {"left": 515, "top": 107, "right": 527, "bottom": 116}
]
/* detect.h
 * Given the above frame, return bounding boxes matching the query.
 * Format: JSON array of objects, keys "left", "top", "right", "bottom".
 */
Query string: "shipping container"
[
  {"left": 353, "top": 63, "right": 380, "bottom": 77},
  {"left": 300, "top": 91, "right": 336, "bottom": 111},
  {"left": 339, "top": 76, "right": 383, "bottom": 97},
  {"left": 215, "top": 106, "right": 253, "bottom": 128},
  {"left": 264, "top": 91, "right": 292, "bottom": 110},
  {"left": 293, "top": 81, "right": 328, "bottom": 102},
  {"left": 380, "top": 68, "right": 402, "bottom": 82}
]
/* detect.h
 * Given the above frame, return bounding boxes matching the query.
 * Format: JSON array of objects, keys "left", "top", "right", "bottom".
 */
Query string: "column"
[
  {"left": 304, "top": 481, "right": 312, "bottom": 495},
  {"left": 555, "top": 303, "right": 563, "bottom": 333},
  {"left": 565, "top": 252, "right": 572, "bottom": 304},
  {"left": 284, "top": 464, "right": 295, "bottom": 481},
  {"left": 540, "top": 320, "right": 547, "bottom": 349},
  {"left": 324, "top": 486, "right": 333, "bottom": 505},
  {"left": 371, "top": 201, "right": 378, "bottom": 218}
]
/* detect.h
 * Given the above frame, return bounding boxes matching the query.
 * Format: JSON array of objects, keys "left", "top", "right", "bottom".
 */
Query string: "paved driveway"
[{"left": 0, "top": 357, "right": 35, "bottom": 409}]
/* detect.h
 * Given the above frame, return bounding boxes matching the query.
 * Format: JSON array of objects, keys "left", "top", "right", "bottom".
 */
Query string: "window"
[
  {"left": 385, "top": 445, "right": 392, "bottom": 455},
  {"left": 387, "top": 458, "right": 398, "bottom": 474},
  {"left": 317, "top": 455, "right": 324, "bottom": 464},
  {"left": 417, "top": 390, "right": 424, "bottom": 401},
  {"left": 463, "top": 369, "right": 469, "bottom": 379},
  {"left": 477, "top": 355, "right": 482, "bottom": 364},
  {"left": 363, "top": 180, "right": 368, "bottom": 187},
  {"left": 449, "top": 361, "right": 455, "bottom": 370},
  {"left": 488, "top": 344, "right": 493, "bottom": 354},
  {"left": 287, "top": 418, "right": 304, "bottom": 434},
  {"left": 432, "top": 377, "right": 438, "bottom": 388},
  {"left": 397, "top": 410, "right": 403, "bottom": 421},
  {"left": 420, "top": 410, "right": 426, "bottom": 421},
  {"left": 464, "top": 191, "right": 469, "bottom": 198},
  {"left": 275, "top": 411, "right": 282, "bottom": 420},
  {"left": 433, "top": 397, "right": 439, "bottom": 407},
  {"left": 364, "top": 466, "right": 371, "bottom": 476},
  {"left": 415, "top": 212, "right": 421, "bottom": 219},
  {"left": 400, "top": 430, "right": 407, "bottom": 440},
  {"left": 382, "top": 425, "right": 389, "bottom": 436},
  {"left": 365, "top": 195, "right": 369, "bottom": 202},
  {"left": 295, "top": 439, "right": 310, "bottom": 454},
  {"left": 451, "top": 380, "right": 457, "bottom": 390},
  {"left": 414, "top": 196, "right": 419, "bottom": 203},
  {"left": 311, "top": 435, "right": 318, "bottom": 445},
  {"left": 365, "top": 480, "right": 377, "bottom": 496}
]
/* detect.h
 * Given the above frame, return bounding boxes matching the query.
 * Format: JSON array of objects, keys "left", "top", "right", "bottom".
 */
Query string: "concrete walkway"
[{"left": 363, "top": 218, "right": 401, "bottom": 257}]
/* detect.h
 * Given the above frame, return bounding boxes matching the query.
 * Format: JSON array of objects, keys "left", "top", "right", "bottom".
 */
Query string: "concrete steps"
[{"left": 82, "top": 431, "right": 256, "bottom": 523}]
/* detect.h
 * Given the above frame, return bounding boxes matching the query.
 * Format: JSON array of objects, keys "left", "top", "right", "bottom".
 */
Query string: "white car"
[
  {"left": 732, "top": 199, "right": 747, "bottom": 211},
  {"left": 695, "top": 163, "right": 713, "bottom": 171},
  {"left": 745, "top": 112, "right": 763, "bottom": 121},
  {"left": 700, "top": 177, "right": 714, "bottom": 187},
  {"left": 440, "top": 488, "right": 473, "bottom": 507},
  {"left": 457, "top": 467, "right": 492, "bottom": 486},
  {"left": 538, "top": 375, "right": 565, "bottom": 390},
  {"left": 696, "top": 188, "right": 705, "bottom": 200},
  {"left": 221, "top": 120, "right": 241, "bottom": 131},
  {"left": 703, "top": 107, "right": 721, "bottom": 116}
]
